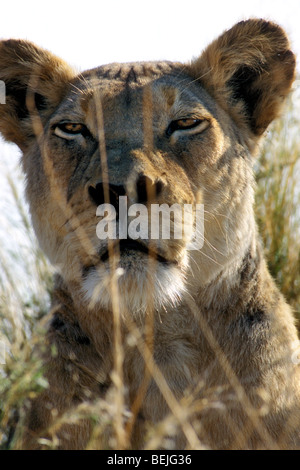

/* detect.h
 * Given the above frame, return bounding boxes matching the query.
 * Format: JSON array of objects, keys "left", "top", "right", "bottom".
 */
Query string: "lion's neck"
[
  {"left": 186, "top": 185, "right": 258, "bottom": 308},
  {"left": 192, "top": 238, "right": 262, "bottom": 313}
]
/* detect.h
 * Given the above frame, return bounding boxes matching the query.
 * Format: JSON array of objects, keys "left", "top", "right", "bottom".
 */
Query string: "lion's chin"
[{"left": 81, "top": 258, "right": 187, "bottom": 317}]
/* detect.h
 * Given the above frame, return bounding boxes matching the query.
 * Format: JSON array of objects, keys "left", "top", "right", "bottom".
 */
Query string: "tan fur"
[{"left": 0, "top": 19, "right": 299, "bottom": 449}]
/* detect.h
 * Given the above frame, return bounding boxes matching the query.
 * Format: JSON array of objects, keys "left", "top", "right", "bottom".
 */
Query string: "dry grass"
[
  {"left": 0, "top": 87, "right": 299, "bottom": 450},
  {"left": 255, "top": 88, "right": 300, "bottom": 325}
]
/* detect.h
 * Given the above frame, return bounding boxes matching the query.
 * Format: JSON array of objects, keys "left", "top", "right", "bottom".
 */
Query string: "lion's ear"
[
  {"left": 190, "top": 19, "right": 296, "bottom": 139},
  {"left": 0, "top": 40, "right": 75, "bottom": 150}
]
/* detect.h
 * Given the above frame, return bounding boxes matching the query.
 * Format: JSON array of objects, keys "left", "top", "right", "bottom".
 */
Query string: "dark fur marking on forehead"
[
  {"left": 81, "top": 61, "right": 182, "bottom": 83},
  {"left": 124, "top": 67, "right": 138, "bottom": 106},
  {"left": 126, "top": 67, "right": 138, "bottom": 84}
]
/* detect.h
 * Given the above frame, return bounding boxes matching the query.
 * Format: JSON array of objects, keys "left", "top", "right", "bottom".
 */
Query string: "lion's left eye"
[{"left": 54, "top": 122, "right": 89, "bottom": 140}]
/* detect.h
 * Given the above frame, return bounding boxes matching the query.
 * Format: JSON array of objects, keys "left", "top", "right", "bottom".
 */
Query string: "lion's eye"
[
  {"left": 175, "top": 118, "right": 200, "bottom": 129},
  {"left": 61, "top": 123, "right": 85, "bottom": 134},
  {"left": 166, "top": 118, "right": 208, "bottom": 137},
  {"left": 54, "top": 122, "right": 88, "bottom": 140}
]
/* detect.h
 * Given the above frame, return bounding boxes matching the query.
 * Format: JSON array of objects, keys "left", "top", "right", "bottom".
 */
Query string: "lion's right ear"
[
  {"left": 0, "top": 40, "right": 75, "bottom": 150},
  {"left": 189, "top": 20, "right": 296, "bottom": 145}
]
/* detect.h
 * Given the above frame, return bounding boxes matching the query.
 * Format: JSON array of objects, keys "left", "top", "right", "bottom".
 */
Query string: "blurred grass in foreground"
[{"left": 0, "top": 89, "right": 299, "bottom": 449}]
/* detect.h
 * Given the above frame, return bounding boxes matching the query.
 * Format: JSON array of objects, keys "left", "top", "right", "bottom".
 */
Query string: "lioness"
[{"left": 0, "top": 19, "right": 299, "bottom": 450}]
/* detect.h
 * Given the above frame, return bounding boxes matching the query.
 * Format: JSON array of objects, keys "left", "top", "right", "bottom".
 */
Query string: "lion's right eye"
[
  {"left": 166, "top": 118, "right": 209, "bottom": 137},
  {"left": 54, "top": 122, "right": 89, "bottom": 140}
]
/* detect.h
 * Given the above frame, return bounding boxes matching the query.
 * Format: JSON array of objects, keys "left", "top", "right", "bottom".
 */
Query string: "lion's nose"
[
  {"left": 88, "top": 174, "right": 164, "bottom": 208},
  {"left": 88, "top": 182, "right": 126, "bottom": 208},
  {"left": 135, "top": 174, "right": 164, "bottom": 204}
]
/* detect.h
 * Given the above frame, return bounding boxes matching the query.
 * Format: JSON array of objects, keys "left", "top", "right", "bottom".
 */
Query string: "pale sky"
[{"left": 1, "top": 0, "right": 300, "bottom": 70}]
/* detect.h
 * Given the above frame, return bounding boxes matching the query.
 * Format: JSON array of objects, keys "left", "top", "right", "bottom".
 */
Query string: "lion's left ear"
[{"left": 189, "top": 19, "right": 296, "bottom": 140}]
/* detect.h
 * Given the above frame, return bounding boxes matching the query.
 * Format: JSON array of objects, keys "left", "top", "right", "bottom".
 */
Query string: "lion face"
[
  {"left": 32, "top": 66, "right": 228, "bottom": 314},
  {"left": 0, "top": 20, "right": 295, "bottom": 315}
]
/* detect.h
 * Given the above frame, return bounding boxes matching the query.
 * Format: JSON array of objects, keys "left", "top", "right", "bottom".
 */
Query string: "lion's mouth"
[{"left": 100, "top": 239, "right": 171, "bottom": 264}]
